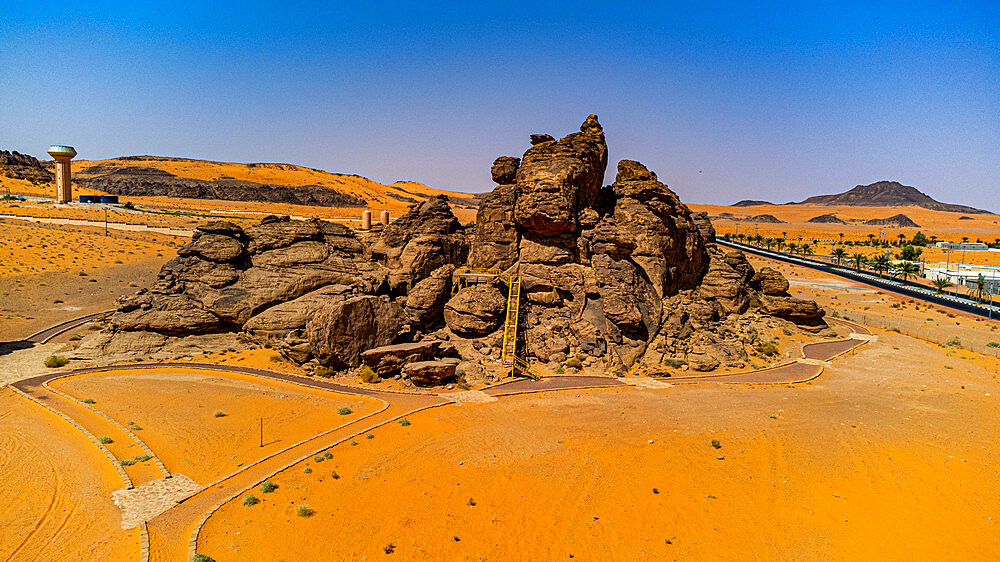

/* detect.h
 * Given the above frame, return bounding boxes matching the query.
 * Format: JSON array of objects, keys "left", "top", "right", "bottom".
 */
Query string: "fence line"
[{"left": 829, "top": 307, "right": 1000, "bottom": 357}]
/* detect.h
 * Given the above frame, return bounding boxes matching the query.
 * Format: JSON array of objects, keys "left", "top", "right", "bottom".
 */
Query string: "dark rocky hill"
[
  {"left": 0, "top": 150, "right": 53, "bottom": 184},
  {"left": 799, "top": 181, "right": 991, "bottom": 214},
  {"left": 864, "top": 214, "right": 920, "bottom": 228},
  {"left": 749, "top": 214, "right": 784, "bottom": 223},
  {"left": 77, "top": 115, "right": 828, "bottom": 384},
  {"left": 732, "top": 199, "right": 774, "bottom": 207},
  {"left": 807, "top": 213, "right": 846, "bottom": 224}
]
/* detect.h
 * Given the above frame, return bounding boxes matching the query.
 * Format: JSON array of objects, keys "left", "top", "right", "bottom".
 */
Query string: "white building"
[
  {"left": 935, "top": 241, "right": 989, "bottom": 251},
  {"left": 923, "top": 264, "right": 1000, "bottom": 294}
]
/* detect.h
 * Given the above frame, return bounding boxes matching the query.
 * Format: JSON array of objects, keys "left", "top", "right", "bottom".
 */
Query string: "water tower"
[{"left": 47, "top": 145, "right": 77, "bottom": 203}]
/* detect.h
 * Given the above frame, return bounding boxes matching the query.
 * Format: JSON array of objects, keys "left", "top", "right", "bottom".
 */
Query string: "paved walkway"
[{"left": 7, "top": 317, "right": 874, "bottom": 561}]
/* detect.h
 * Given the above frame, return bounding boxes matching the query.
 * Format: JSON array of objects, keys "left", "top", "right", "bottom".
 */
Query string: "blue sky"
[{"left": 1, "top": 1, "right": 997, "bottom": 209}]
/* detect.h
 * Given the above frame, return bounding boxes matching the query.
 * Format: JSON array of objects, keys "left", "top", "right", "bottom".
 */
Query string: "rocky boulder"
[
  {"left": 306, "top": 296, "right": 407, "bottom": 368},
  {"left": 360, "top": 340, "right": 457, "bottom": 376},
  {"left": 401, "top": 360, "right": 458, "bottom": 387},
  {"left": 513, "top": 114, "right": 608, "bottom": 237},
  {"left": 444, "top": 285, "right": 507, "bottom": 336}
]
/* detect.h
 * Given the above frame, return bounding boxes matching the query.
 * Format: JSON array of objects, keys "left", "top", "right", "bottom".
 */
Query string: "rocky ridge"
[
  {"left": 80, "top": 115, "right": 828, "bottom": 385},
  {"left": 0, "top": 150, "right": 53, "bottom": 184}
]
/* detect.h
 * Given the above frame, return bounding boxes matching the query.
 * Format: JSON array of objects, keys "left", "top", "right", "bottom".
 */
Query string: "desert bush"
[
  {"left": 242, "top": 494, "right": 259, "bottom": 506},
  {"left": 830, "top": 310, "right": 841, "bottom": 318},
  {"left": 296, "top": 504, "right": 314, "bottom": 517},
  {"left": 120, "top": 458, "right": 136, "bottom": 466},
  {"left": 313, "top": 455, "right": 324, "bottom": 462},
  {"left": 711, "top": 439, "right": 722, "bottom": 449},
  {"left": 338, "top": 407, "right": 352, "bottom": 415},
  {"left": 383, "top": 543, "right": 396, "bottom": 554},
  {"left": 468, "top": 497, "right": 477, "bottom": 506},
  {"left": 314, "top": 365, "right": 336, "bottom": 377},
  {"left": 323, "top": 451, "right": 333, "bottom": 459},
  {"left": 213, "top": 410, "right": 227, "bottom": 417},
  {"left": 81, "top": 398, "right": 96, "bottom": 404},
  {"left": 553, "top": 365, "right": 565, "bottom": 375},
  {"left": 260, "top": 480, "right": 278, "bottom": 493},
  {"left": 135, "top": 454, "right": 152, "bottom": 462},
  {"left": 987, "top": 342, "right": 999, "bottom": 348},
  {"left": 755, "top": 341, "right": 779, "bottom": 356},
  {"left": 944, "top": 336, "right": 963, "bottom": 349},
  {"left": 399, "top": 418, "right": 410, "bottom": 426},
  {"left": 97, "top": 436, "right": 113, "bottom": 444},
  {"left": 358, "top": 366, "right": 380, "bottom": 383},
  {"left": 782, "top": 327, "right": 793, "bottom": 336},
  {"left": 365, "top": 433, "right": 374, "bottom": 440},
  {"left": 44, "top": 355, "right": 68, "bottom": 368},
  {"left": 303, "top": 466, "right": 312, "bottom": 474},
  {"left": 331, "top": 471, "right": 340, "bottom": 479},
  {"left": 566, "top": 357, "right": 583, "bottom": 369},
  {"left": 653, "top": 488, "right": 659, "bottom": 494},
  {"left": 122, "top": 201, "right": 135, "bottom": 210}
]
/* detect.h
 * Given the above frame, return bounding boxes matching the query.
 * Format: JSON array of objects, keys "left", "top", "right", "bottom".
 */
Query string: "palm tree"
[
  {"left": 867, "top": 233, "right": 876, "bottom": 245},
  {"left": 872, "top": 254, "right": 891, "bottom": 278},
  {"left": 976, "top": 274, "right": 986, "bottom": 302},
  {"left": 962, "top": 236, "right": 970, "bottom": 244},
  {"left": 800, "top": 243, "right": 812, "bottom": 256},
  {"left": 898, "top": 261, "right": 920, "bottom": 283},
  {"left": 897, "top": 233, "right": 907, "bottom": 245},
  {"left": 932, "top": 277, "right": 953, "bottom": 293},
  {"left": 787, "top": 242, "right": 798, "bottom": 255},
  {"left": 831, "top": 247, "right": 847, "bottom": 266},
  {"left": 775, "top": 238, "right": 785, "bottom": 252},
  {"left": 851, "top": 253, "right": 866, "bottom": 270},
  {"left": 736, "top": 233, "right": 746, "bottom": 244}
]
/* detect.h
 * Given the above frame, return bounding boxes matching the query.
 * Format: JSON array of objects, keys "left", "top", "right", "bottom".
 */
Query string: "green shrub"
[
  {"left": 303, "top": 466, "right": 312, "bottom": 474},
  {"left": 120, "top": 458, "right": 136, "bottom": 466},
  {"left": 213, "top": 410, "right": 227, "bottom": 418},
  {"left": 988, "top": 342, "right": 1000, "bottom": 348},
  {"left": 398, "top": 418, "right": 410, "bottom": 426},
  {"left": 331, "top": 471, "right": 340, "bottom": 479},
  {"left": 782, "top": 327, "right": 793, "bottom": 336},
  {"left": 383, "top": 543, "right": 396, "bottom": 554},
  {"left": 313, "top": 455, "right": 324, "bottom": 462},
  {"left": 755, "top": 341, "right": 779, "bottom": 356},
  {"left": 135, "top": 454, "right": 152, "bottom": 462},
  {"left": 365, "top": 433, "right": 374, "bottom": 440},
  {"left": 566, "top": 357, "right": 583, "bottom": 369},
  {"left": 242, "top": 494, "right": 259, "bottom": 506},
  {"left": 44, "top": 355, "right": 68, "bottom": 368},
  {"left": 944, "top": 336, "right": 963, "bottom": 349},
  {"left": 81, "top": 398, "right": 96, "bottom": 404},
  {"left": 122, "top": 201, "right": 135, "bottom": 210},
  {"left": 711, "top": 439, "right": 722, "bottom": 449},
  {"left": 323, "top": 451, "right": 333, "bottom": 459},
  {"left": 653, "top": 488, "right": 659, "bottom": 494},
  {"left": 359, "top": 366, "right": 380, "bottom": 383},
  {"left": 338, "top": 407, "right": 352, "bottom": 415},
  {"left": 314, "top": 365, "right": 336, "bottom": 377},
  {"left": 97, "top": 436, "right": 113, "bottom": 444},
  {"left": 260, "top": 480, "right": 278, "bottom": 493},
  {"left": 468, "top": 497, "right": 477, "bottom": 506},
  {"left": 296, "top": 504, "right": 314, "bottom": 517},
  {"left": 553, "top": 365, "right": 565, "bottom": 375}
]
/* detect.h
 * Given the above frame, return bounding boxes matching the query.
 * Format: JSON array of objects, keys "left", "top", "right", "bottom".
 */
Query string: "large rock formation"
[{"left": 91, "top": 114, "right": 827, "bottom": 382}]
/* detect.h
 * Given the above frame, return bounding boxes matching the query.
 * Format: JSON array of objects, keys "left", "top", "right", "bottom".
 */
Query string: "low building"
[
  {"left": 923, "top": 264, "right": 1000, "bottom": 294},
  {"left": 935, "top": 241, "right": 989, "bottom": 251}
]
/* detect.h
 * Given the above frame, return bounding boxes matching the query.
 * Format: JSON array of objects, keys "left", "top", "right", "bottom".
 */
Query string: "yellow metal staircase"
[{"left": 451, "top": 265, "right": 541, "bottom": 380}]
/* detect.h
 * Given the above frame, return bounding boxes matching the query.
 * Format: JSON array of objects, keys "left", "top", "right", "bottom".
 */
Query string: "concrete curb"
[
  {"left": 188, "top": 401, "right": 450, "bottom": 561},
  {"left": 43, "top": 376, "right": 171, "bottom": 479}
]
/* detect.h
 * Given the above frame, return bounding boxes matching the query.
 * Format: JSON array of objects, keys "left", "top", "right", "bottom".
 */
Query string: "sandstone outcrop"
[{"left": 93, "top": 114, "right": 827, "bottom": 383}]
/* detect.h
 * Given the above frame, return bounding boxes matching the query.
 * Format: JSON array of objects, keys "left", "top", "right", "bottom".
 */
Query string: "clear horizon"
[{"left": 1, "top": 1, "right": 997, "bottom": 209}]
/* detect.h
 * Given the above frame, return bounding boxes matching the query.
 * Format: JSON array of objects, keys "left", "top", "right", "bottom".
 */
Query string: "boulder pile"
[{"left": 84, "top": 115, "right": 827, "bottom": 384}]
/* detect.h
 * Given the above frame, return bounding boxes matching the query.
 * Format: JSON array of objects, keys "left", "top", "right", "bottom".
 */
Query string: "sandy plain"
[{"left": 0, "top": 387, "right": 138, "bottom": 560}]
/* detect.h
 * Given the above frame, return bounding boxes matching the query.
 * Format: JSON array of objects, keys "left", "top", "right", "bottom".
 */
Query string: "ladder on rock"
[{"left": 452, "top": 265, "right": 541, "bottom": 380}]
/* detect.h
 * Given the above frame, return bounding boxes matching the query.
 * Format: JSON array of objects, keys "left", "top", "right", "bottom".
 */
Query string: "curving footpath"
[{"left": 8, "top": 317, "right": 873, "bottom": 561}]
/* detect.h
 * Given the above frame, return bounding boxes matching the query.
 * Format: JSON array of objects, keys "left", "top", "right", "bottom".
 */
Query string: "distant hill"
[
  {"left": 864, "top": 214, "right": 920, "bottom": 228},
  {"left": 749, "top": 214, "right": 784, "bottom": 223},
  {"left": 798, "top": 181, "right": 991, "bottom": 214},
  {"left": 807, "top": 213, "right": 846, "bottom": 224},
  {"left": 732, "top": 199, "right": 774, "bottom": 207}
]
